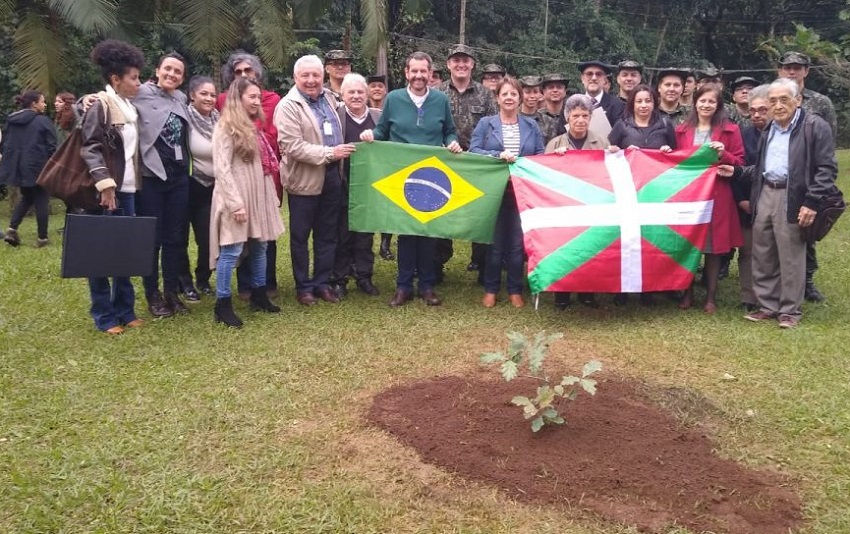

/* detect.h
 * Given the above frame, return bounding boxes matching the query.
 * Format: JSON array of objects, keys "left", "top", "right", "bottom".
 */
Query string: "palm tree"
[{"left": 359, "top": 0, "right": 429, "bottom": 74}]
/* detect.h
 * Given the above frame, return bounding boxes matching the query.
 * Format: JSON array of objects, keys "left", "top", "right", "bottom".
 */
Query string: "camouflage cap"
[
  {"left": 366, "top": 74, "right": 387, "bottom": 85},
  {"left": 519, "top": 75, "right": 543, "bottom": 87},
  {"left": 541, "top": 73, "right": 569, "bottom": 86},
  {"left": 697, "top": 65, "right": 721, "bottom": 80},
  {"left": 778, "top": 51, "right": 811, "bottom": 66},
  {"left": 324, "top": 49, "right": 353, "bottom": 62},
  {"left": 617, "top": 60, "right": 643, "bottom": 73},
  {"left": 655, "top": 68, "right": 689, "bottom": 84},
  {"left": 447, "top": 44, "right": 476, "bottom": 60},
  {"left": 577, "top": 60, "right": 613, "bottom": 74},
  {"left": 730, "top": 76, "right": 758, "bottom": 91},
  {"left": 432, "top": 62, "right": 444, "bottom": 73},
  {"left": 482, "top": 63, "right": 506, "bottom": 75}
]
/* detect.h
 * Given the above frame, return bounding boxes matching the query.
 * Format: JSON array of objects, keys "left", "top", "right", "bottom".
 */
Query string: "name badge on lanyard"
[
  {"left": 174, "top": 145, "right": 183, "bottom": 161},
  {"left": 323, "top": 120, "right": 333, "bottom": 137}
]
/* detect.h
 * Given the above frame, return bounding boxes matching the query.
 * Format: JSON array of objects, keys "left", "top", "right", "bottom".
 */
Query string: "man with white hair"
[
  {"left": 329, "top": 74, "right": 382, "bottom": 298},
  {"left": 731, "top": 78, "right": 837, "bottom": 328},
  {"left": 275, "top": 55, "right": 356, "bottom": 305}
]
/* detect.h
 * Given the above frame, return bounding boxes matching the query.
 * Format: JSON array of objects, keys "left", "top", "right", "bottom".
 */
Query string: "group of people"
[{"left": 0, "top": 39, "right": 839, "bottom": 332}]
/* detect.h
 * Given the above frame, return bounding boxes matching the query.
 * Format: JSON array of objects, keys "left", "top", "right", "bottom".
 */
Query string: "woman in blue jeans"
[
  {"left": 470, "top": 76, "right": 544, "bottom": 308},
  {"left": 79, "top": 39, "right": 147, "bottom": 334},
  {"left": 210, "top": 78, "right": 285, "bottom": 328}
]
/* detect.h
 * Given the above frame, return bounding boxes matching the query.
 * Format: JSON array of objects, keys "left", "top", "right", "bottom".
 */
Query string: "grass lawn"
[{"left": 1, "top": 152, "right": 848, "bottom": 533}]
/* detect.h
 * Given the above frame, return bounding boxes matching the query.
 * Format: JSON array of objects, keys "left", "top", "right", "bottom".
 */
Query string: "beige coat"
[
  {"left": 209, "top": 129, "right": 285, "bottom": 268},
  {"left": 274, "top": 86, "right": 342, "bottom": 196},
  {"left": 545, "top": 129, "right": 609, "bottom": 153}
]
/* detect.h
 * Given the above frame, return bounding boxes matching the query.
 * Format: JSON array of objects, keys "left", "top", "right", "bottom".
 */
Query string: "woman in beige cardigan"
[{"left": 211, "top": 78, "right": 285, "bottom": 327}]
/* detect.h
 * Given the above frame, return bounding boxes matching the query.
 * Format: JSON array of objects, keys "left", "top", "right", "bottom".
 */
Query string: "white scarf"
[{"left": 105, "top": 85, "right": 138, "bottom": 124}]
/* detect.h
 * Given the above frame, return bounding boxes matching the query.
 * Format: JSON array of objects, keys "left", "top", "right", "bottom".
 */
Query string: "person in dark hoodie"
[{"left": 1, "top": 90, "right": 57, "bottom": 247}]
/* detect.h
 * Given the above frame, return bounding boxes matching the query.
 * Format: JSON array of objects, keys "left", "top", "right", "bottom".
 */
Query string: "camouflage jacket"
[
  {"left": 726, "top": 103, "right": 752, "bottom": 130},
  {"left": 801, "top": 88, "right": 836, "bottom": 139},
  {"left": 659, "top": 105, "right": 690, "bottom": 127},
  {"left": 521, "top": 110, "right": 561, "bottom": 144},
  {"left": 437, "top": 79, "right": 497, "bottom": 149}
]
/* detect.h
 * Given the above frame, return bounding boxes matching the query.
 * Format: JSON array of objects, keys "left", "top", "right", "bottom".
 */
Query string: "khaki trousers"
[{"left": 752, "top": 185, "right": 806, "bottom": 318}]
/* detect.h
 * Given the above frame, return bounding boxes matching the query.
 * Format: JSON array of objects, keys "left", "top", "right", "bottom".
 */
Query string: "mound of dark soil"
[{"left": 367, "top": 376, "right": 802, "bottom": 534}]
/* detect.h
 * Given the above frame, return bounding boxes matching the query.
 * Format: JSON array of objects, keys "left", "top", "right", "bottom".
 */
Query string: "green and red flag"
[
  {"left": 510, "top": 146, "right": 718, "bottom": 294},
  {"left": 349, "top": 141, "right": 509, "bottom": 243}
]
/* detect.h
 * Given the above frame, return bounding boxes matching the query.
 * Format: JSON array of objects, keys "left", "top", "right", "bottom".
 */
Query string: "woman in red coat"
[{"left": 675, "top": 84, "right": 744, "bottom": 313}]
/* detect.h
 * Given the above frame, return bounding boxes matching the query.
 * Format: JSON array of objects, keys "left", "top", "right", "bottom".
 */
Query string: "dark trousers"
[
  {"left": 182, "top": 178, "right": 213, "bottom": 287},
  {"left": 806, "top": 242, "right": 818, "bottom": 277},
  {"left": 483, "top": 192, "right": 524, "bottom": 294},
  {"left": 435, "top": 238, "right": 453, "bottom": 267},
  {"left": 135, "top": 174, "right": 189, "bottom": 297},
  {"left": 471, "top": 242, "right": 489, "bottom": 267},
  {"left": 87, "top": 191, "right": 138, "bottom": 331},
  {"left": 288, "top": 168, "right": 341, "bottom": 294},
  {"left": 10, "top": 185, "right": 50, "bottom": 239},
  {"left": 331, "top": 185, "right": 375, "bottom": 285},
  {"left": 397, "top": 235, "right": 436, "bottom": 292}
]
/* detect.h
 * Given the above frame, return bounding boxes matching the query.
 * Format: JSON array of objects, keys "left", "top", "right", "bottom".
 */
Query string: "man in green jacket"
[{"left": 360, "top": 51, "right": 461, "bottom": 307}]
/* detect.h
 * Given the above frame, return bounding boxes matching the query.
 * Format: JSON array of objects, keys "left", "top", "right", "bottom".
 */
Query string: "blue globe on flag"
[{"left": 403, "top": 167, "right": 452, "bottom": 212}]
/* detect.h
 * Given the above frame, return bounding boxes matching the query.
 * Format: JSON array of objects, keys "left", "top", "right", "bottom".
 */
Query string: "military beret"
[
  {"left": 324, "top": 49, "right": 352, "bottom": 62},
  {"left": 617, "top": 60, "right": 644, "bottom": 73},
  {"left": 578, "top": 60, "right": 613, "bottom": 74},
  {"left": 730, "top": 76, "right": 758, "bottom": 91},
  {"left": 447, "top": 44, "right": 475, "bottom": 60},
  {"left": 541, "top": 73, "right": 569, "bottom": 86},
  {"left": 366, "top": 74, "right": 387, "bottom": 85},
  {"left": 778, "top": 51, "right": 811, "bottom": 66},
  {"left": 655, "top": 68, "right": 690, "bottom": 84},
  {"left": 519, "top": 75, "right": 543, "bottom": 87},
  {"left": 482, "top": 63, "right": 506, "bottom": 75}
]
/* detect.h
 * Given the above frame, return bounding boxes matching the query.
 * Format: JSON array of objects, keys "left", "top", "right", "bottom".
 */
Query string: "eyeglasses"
[
  {"left": 234, "top": 67, "right": 254, "bottom": 76},
  {"left": 750, "top": 107, "right": 770, "bottom": 115},
  {"left": 768, "top": 96, "right": 795, "bottom": 105},
  {"left": 583, "top": 71, "right": 605, "bottom": 78}
]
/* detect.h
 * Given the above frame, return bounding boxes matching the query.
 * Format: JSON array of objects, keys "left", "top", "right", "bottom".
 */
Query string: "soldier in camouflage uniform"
[
  {"left": 539, "top": 73, "right": 569, "bottom": 144},
  {"left": 656, "top": 68, "right": 690, "bottom": 126},
  {"left": 726, "top": 76, "right": 758, "bottom": 130},
  {"left": 323, "top": 50, "right": 352, "bottom": 99},
  {"left": 777, "top": 51, "right": 837, "bottom": 302},
  {"left": 616, "top": 60, "right": 643, "bottom": 102},
  {"left": 436, "top": 44, "right": 499, "bottom": 277},
  {"left": 481, "top": 64, "right": 506, "bottom": 93},
  {"left": 429, "top": 62, "right": 444, "bottom": 88},
  {"left": 519, "top": 75, "right": 551, "bottom": 132}
]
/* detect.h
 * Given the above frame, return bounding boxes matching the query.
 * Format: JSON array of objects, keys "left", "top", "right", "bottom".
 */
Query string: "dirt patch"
[{"left": 367, "top": 376, "right": 803, "bottom": 534}]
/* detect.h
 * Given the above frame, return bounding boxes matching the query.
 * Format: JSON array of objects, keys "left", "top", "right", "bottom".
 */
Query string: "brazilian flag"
[{"left": 349, "top": 141, "right": 510, "bottom": 243}]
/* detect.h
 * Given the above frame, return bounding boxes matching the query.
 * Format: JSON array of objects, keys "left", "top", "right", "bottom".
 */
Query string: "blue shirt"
[
  {"left": 298, "top": 89, "right": 343, "bottom": 148},
  {"left": 763, "top": 108, "right": 801, "bottom": 183}
]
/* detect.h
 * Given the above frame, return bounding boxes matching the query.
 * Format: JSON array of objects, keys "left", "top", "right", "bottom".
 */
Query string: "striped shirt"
[{"left": 502, "top": 123, "right": 520, "bottom": 155}]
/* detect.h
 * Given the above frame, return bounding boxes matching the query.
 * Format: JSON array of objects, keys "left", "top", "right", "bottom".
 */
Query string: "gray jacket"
[{"left": 133, "top": 82, "right": 188, "bottom": 180}]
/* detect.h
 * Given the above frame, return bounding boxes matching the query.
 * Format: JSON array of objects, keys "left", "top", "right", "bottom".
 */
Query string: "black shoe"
[
  {"left": 639, "top": 293, "right": 655, "bottom": 307},
  {"left": 379, "top": 235, "right": 395, "bottom": 260},
  {"left": 805, "top": 282, "right": 825, "bottom": 302},
  {"left": 183, "top": 286, "right": 201, "bottom": 303},
  {"left": 577, "top": 293, "right": 598, "bottom": 308},
  {"left": 331, "top": 282, "right": 348, "bottom": 299},
  {"left": 4, "top": 228, "right": 20, "bottom": 247},
  {"left": 466, "top": 261, "right": 479, "bottom": 272},
  {"left": 214, "top": 297, "right": 243, "bottom": 328},
  {"left": 356, "top": 278, "right": 380, "bottom": 296},
  {"left": 164, "top": 291, "right": 190, "bottom": 314},
  {"left": 250, "top": 286, "right": 281, "bottom": 313},
  {"left": 554, "top": 292, "right": 571, "bottom": 311},
  {"left": 613, "top": 293, "right": 628, "bottom": 306},
  {"left": 742, "top": 303, "right": 759, "bottom": 312},
  {"left": 197, "top": 282, "right": 213, "bottom": 296},
  {"left": 147, "top": 291, "right": 175, "bottom": 318}
]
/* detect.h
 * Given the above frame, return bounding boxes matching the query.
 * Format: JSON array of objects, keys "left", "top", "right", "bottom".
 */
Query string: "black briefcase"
[
  {"left": 61, "top": 214, "right": 157, "bottom": 278},
  {"left": 801, "top": 189, "right": 846, "bottom": 244}
]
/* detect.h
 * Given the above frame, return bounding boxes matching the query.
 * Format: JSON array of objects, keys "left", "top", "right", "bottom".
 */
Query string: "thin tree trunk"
[{"left": 653, "top": 18, "right": 669, "bottom": 65}]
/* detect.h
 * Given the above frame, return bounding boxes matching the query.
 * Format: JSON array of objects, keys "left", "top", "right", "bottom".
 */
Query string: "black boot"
[
  {"left": 214, "top": 297, "right": 243, "bottom": 328},
  {"left": 250, "top": 286, "right": 281, "bottom": 312},
  {"left": 554, "top": 292, "right": 571, "bottom": 311},
  {"left": 164, "top": 291, "right": 190, "bottom": 314},
  {"left": 805, "top": 272, "right": 825, "bottom": 302},
  {"left": 379, "top": 234, "right": 395, "bottom": 260}
]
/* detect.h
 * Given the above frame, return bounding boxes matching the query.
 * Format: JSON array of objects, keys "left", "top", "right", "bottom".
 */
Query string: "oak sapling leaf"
[{"left": 480, "top": 332, "right": 602, "bottom": 432}]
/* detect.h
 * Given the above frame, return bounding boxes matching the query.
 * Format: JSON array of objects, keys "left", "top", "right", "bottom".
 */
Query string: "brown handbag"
[{"left": 36, "top": 99, "right": 108, "bottom": 211}]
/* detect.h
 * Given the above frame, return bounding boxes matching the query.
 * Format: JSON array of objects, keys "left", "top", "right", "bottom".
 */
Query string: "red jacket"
[{"left": 675, "top": 120, "right": 745, "bottom": 253}]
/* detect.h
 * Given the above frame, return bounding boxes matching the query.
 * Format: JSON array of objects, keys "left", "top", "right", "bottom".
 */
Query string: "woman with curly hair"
[
  {"left": 1, "top": 90, "right": 56, "bottom": 247},
  {"left": 79, "top": 38, "right": 146, "bottom": 334},
  {"left": 54, "top": 92, "right": 77, "bottom": 144},
  {"left": 210, "top": 78, "right": 284, "bottom": 328}
]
